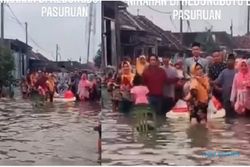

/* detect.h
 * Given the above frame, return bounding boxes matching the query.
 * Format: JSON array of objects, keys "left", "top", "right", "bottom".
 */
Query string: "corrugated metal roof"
[
  {"left": 29, "top": 51, "right": 50, "bottom": 62},
  {"left": 119, "top": 10, "right": 183, "bottom": 50}
]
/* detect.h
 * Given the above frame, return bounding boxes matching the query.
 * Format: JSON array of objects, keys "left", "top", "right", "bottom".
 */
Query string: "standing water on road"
[
  {"left": 0, "top": 93, "right": 100, "bottom": 165},
  {"left": 101, "top": 89, "right": 250, "bottom": 165}
]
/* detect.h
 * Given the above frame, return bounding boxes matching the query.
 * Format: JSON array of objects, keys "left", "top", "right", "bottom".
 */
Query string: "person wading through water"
[
  {"left": 212, "top": 54, "right": 237, "bottom": 118},
  {"left": 162, "top": 54, "right": 179, "bottom": 113},
  {"left": 136, "top": 55, "right": 148, "bottom": 76},
  {"left": 184, "top": 63, "right": 210, "bottom": 124},
  {"left": 120, "top": 61, "right": 135, "bottom": 112},
  {"left": 142, "top": 54, "right": 176, "bottom": 115},
  {"left": 230, "top": 59, "right": 250, "bottom": 117},
  {"left": 78, "top": 73, "right": 91, "bottom": 101},
  {"left": 184, "top": 42, "right": 209, "bottom": 79},
  {"left": 209, "top": 50, "right": 227, "bottom": 103}
]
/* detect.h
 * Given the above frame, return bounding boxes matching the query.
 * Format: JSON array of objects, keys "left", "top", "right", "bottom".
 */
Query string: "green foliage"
[
  {"left": 94, "top": 46, "right": 102, "bottom": 68},
  {"left": 0, "top": 46, "right": 15, "bottom": 87}
]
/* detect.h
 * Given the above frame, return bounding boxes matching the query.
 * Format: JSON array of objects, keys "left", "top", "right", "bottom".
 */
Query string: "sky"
[
  {"left": 127, "top": 3, "right": 248, "bottom": 36},
  {"left": 5, "top": 1, "right": 248, "bottom": 62},
  {"left": 5, "top": 2, "right": 101, "bottom": 62}
]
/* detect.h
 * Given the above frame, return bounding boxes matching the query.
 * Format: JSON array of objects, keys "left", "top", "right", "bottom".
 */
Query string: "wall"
[{"left": 12, "top": 51, "right": 28, "bottom": 80}]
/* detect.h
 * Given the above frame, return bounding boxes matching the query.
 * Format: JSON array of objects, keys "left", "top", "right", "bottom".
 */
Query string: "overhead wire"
[
  {"left": 146, "top": 6, "right": 172, "bottom": 15},
  {"left": 6, "top": 3, "right": 55, "bottom": 60}
]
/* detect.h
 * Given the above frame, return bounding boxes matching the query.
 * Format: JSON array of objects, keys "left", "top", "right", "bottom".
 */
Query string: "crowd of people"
[
  {"left": 20, "top": 70, "right": 101, "bottom": 103},
  {"left": 106, "top": 42, "right": 250, "bottom": 124}
]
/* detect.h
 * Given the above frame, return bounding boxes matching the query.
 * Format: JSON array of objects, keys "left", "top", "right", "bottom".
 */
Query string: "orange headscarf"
[
  {"left": 190, "top": 63, "right": 210, "bottom": 103},
  {"left": 121, "top": 61, "right": 135, "bottom": 86},
  {"left": 136, "top": 55, "right": 148, "bottom": 75}
]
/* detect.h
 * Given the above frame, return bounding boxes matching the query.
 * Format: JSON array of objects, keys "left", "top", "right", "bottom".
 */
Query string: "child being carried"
[{"left": 184, "top": 63, "right": 210, "bottom": 124}]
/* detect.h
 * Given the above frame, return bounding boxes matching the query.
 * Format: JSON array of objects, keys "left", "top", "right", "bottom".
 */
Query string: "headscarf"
[
  {"left": 190, "top": 63, "right": 210, "bottom": 103},
  {"left": 190, "top": 63, "right": 209, "bottom": 90},
  {"left": 247, "top": 58, "right": 250, "bottom": 66},
  {"left": 81, "top": 73, "right": 87, "bottom": 80},
  {"left": 121, "top": 61, "right": 135, "bottom": 86},
  {"left": 79, "top": 73, "right": 91, "bottom": 88},
  {"left": 190, "top": 63, "right": 202, "bottom": 76},
  {"left": 136, "top": 55, "right": 148, "bottom": 75},
  {"left": 236, "top": 59, "right": 250, "bottom": 85},
  {"left": 235, "top": 58, "right": 242, "bottom": 71}
]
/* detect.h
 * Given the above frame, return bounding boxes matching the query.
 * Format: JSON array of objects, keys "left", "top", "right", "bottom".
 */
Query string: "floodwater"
[
  {"left": 101, "top": 89, "right": 250, "bottom": 165},
  {"left": 0, "top": 90, "right": 100, "bottom": 165}
]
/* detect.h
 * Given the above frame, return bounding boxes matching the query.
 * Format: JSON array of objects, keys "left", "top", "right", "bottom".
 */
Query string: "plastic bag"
[
  {"left": 207, "top": 97, "right": 225, "bottom": 119},
  {"left": 211, "top": 96, "right": 222, "bottom": 110},
  {"left": 171, "top": 99, "right": 189, "bottom": 112},
  {"left": 166, "top": 99, "right": 189, "bottom": 119}
]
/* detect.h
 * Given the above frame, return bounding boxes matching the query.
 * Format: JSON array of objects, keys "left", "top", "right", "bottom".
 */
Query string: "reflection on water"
[
  {"left": 0, "top": 95, "right": 100, "bottom": 165},
  {"left": 101, "top": 89, "right": 250, "bottom": 165}
]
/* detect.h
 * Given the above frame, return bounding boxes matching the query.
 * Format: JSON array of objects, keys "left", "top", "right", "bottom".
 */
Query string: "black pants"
[
  {"left": 46, "top": 91, "right": 54, "bottom": 102},
  {"left": 190, "top": 102, "right": 208, "bottom": 123},
  {"left": 175, "top": 86, "right": 183, "bottom": 102},
  {"left": 119, "top": 100, "right": 133, "bottom": 113},
  {"left": 223, "top": 100, "right": 237, "bottom": 118},
  {"left": 148, "top": 96, "right": 164, "bottom": 115},
  {"left": 162, "top": 97, "right": 175, "bottom": 114}
]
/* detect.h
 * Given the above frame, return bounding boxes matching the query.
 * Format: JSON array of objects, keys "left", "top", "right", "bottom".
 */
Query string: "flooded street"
[
  {"left": 101, "top": 89, "right": 250, "bottom": 165},
  {"left": 0, "top": 91, "right": 100, "bottom": 165}
]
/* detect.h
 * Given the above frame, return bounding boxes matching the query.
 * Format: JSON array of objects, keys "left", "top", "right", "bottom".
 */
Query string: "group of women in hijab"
[
  {"left": 187, "top": 55, "right": 250, "bottom": 123},
  {"left": 22, "top": 71, "right": 100, "bottom": 103},
  {"left": 108, "top": 53, "right": 250, "bottom": 124},
  {"left": 108, "top": 55, "right": 148, "bottom": 112}
]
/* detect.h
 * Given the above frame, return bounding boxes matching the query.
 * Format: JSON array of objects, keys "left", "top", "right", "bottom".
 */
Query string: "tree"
[
  {"left": 0, "top": 46, "right": 15, "bottom": 96},
  {"left": 94, "top": 46, "right": 102, "bottom": 68}
]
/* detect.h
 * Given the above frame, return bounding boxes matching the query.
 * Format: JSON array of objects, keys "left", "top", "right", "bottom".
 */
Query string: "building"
[
  {"left": 173, "top": 31, "right": 234, "bottom": 54},
  {"left": 54, "top": 61, "right": 97, "bottom": 72},
  {"left": 102, "top": 1, "right": 124, "bottom": 68},
  {"left": 102, "top": 1, "right": 183, "bottom": 68},
  {"left": 233, "top": 35, "right": 250, "bottom": 58},
  {"left": 3, "top": 39, "right": 31, "bottom": 80},
  {"left": 119, "top": 11, "right": 183, "bottom": 59},
  {"left": 29, "top": 51, "right": 56, "bottom": 72}
]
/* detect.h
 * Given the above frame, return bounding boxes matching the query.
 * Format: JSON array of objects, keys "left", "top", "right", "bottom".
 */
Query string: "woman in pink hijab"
[
  {"left": 230, "top": 59, "right": 250, "bottom": 115},
  {"left": 77, "top": 73, "right": 91, "bottom": 101}
]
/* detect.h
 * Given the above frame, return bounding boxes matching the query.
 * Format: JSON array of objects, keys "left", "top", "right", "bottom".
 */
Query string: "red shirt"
[{"left": 142, "top": 66, "right": 167, "bottom": 96}]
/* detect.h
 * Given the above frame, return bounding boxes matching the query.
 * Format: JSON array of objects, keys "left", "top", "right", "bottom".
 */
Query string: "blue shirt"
[{"left": 214, "top": 68, "right": 236, "bottom": 102}]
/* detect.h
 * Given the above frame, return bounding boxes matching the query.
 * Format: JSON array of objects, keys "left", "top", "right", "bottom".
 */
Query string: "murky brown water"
[
  {"left": 0, "top": 93, "right": 100, "bottom": 165},
  {"left": 101, "top": 89, "right": 250, "bottom": 165}
]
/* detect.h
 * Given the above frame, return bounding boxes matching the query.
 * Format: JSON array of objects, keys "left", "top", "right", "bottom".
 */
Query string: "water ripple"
[
  {"left": 0, "top": 95, "right": 100, "bottom": 165},
  {"left": 101, "top": 89, "right": 250, "bottom": 165}
]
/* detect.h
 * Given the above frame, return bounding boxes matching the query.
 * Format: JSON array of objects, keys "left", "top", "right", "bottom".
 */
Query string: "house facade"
[
  {"left": 102, "top": 1, "right": 183, "bottom": 68},
  {"left": 3, "top": 39, "right": 31, "bottom": 80}
]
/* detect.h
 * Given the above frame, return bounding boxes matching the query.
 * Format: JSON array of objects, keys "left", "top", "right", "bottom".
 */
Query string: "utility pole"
[
  {"left": 248, "top": 6, "right": 250, "bottom": 35},
  {"left": 115, "top": 1, "right": 121, "bottom": 69},
  {"left": 180, "top": 1, "right": 183, "bottom": 47},
  {"left": 230, "top": 19, "right": 233, "bottom": 37},
  {"left": 25, "top": 22, "right": 28, "bottom": 45},
  {"left": 1, "top": 2, "right": 4, "bottom": 46},
  {"left": 86, "top": 3, "right": 93, "bottom": 63},
  {"left": 101, "top": 2, "right": 106, "bottom": 69},
  {"left": 56, "top": 44, "right": 58, "bottom": 62}
]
